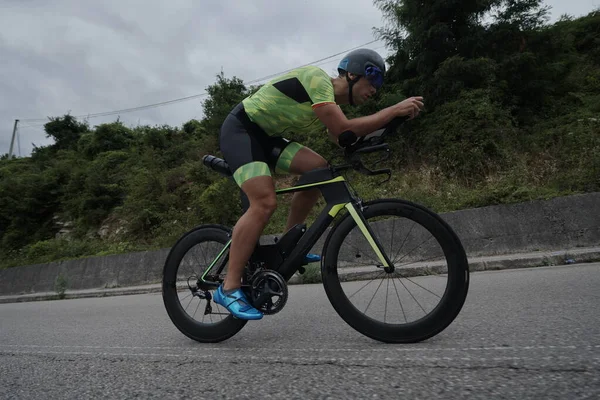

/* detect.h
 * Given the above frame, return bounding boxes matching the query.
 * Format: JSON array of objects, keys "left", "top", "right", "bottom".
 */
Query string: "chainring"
[{"left": 250, "top": 270, "right": 288, "bottom": 315}]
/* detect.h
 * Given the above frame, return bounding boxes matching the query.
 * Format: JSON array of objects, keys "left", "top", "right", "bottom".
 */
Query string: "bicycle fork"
[{"left": 343, "top": 202, "right": 395, "bottom": 272}]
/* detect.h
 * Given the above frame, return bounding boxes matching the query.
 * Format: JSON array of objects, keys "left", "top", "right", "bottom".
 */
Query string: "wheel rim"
[{"left": 327, "top": 204, "right": 462, "bottom": 328}]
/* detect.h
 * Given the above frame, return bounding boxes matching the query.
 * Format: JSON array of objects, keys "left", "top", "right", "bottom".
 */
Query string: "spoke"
[
  {"left": 185, "top": 295, "right": 194, "bottom": 312},
  {"left": 364, "top": 274, "right": 386, "bottom": 315},
  {"left": 344, "top": 239, "right": 382, "bottom": 267},
  {"left": 393, "top": 273, "right": 442, "bottom": 299},
  {"left": 199, "top": 242, "right": 208, "bottom": 267},
  {"left": 393, "top": 220, "right": 417, "bottom": 262},
  {"left": 393, "top": 252, "right": 446, "bottom": 269},
  {"left": 384, "top": 276, "right": 390, "bottom": 323},
  {"left": 394, "top": 236, "right": 435, "bottom": 265},
  {"left": 396, "top": 276, "right": 427, "bottom": 315},
  {"left": 214, "top": 301, "right": 225, "bottom": 318},
  {"left": 342, "top": 269, "right": 388, "bottom": 279},
  {"left": 348, "top": 271, "right": 385, "bottom": 300},
  {"left": 390, "top": 276, "right": 407, "bottom": 323},
  {"left": 179, "top": 292, "right": 192, "bottom": 303},
  {"left": 192, "top": 299, "right": 201, "bottom": 319},
  {"left": 390, "top": 217, "right": 396, "bottom": 259},
  {"left": 183, "top": 252, "right": 199, "bottom": 279}
]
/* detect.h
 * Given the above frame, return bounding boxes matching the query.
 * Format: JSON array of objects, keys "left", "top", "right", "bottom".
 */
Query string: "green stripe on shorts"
[
  {"left": 276, "top": 142, "right": 304, "bottom": 174},
  {"left": 232, "top": 162, "right": 271, "bottom": 186}
]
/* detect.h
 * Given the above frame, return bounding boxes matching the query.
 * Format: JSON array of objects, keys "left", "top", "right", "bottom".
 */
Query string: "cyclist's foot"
[
  {"left": 213, "top": 285, "right": 263, "bottom": 320},
  {"left": 304, "top": 253, "right": 321, "bottom": 264}
]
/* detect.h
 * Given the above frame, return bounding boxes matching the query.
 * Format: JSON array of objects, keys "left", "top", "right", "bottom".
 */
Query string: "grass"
[{"left": 297, "top": 263, "right": 322, "bottom": 284}]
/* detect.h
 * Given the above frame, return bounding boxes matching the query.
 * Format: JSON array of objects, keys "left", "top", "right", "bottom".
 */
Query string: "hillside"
[{"left": 1, "top": 4, "right": 598, "bottom": 269}]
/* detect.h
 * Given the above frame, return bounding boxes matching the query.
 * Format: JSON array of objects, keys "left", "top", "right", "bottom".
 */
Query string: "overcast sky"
[{"left": 1, "top": 0, "right": 598, "bottom": 157}]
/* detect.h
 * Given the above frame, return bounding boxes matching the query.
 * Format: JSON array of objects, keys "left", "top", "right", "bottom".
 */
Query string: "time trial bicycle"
[{"left": 162, "top": 117, "right": 470, "bottom": 343}]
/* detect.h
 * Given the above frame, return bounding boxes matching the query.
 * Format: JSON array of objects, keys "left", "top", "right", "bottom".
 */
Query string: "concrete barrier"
[{"left": 1, "top": 192, "right": 598, "bottom": 296}]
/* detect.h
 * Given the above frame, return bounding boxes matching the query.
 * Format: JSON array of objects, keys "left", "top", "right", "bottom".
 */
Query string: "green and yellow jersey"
[{"left": 242, "top": 65, "right": 336, "bottom": 136}]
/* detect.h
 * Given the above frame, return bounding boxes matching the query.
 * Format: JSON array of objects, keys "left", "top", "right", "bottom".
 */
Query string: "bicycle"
[{"left": 162, "top": 117, "right": 470, "bottom": 343}]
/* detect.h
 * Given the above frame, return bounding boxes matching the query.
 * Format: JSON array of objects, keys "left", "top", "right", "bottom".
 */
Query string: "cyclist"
[{"left": 214, "top": 48, "right": 424, "bottom": 319}]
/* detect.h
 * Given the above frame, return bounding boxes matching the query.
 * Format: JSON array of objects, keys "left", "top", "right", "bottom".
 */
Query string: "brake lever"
[
  {"left": 356, "top": 164, "right": 392, "bottom": 184},
  {"left": 373, "top": 147, "right": 390, "bottom": 167},
  {"left": 376, "top": 169, "right": 392, "bottom": 185}
]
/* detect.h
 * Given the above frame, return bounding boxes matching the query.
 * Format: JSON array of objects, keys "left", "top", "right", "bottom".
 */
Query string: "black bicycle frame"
[{"left": 200, "top": 165, "right": 395, "bottom": 284}]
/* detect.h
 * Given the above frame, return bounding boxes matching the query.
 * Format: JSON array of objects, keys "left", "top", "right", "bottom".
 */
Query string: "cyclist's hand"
[{"left": 395, "top": 96, "right": 424, "bottom": 120}]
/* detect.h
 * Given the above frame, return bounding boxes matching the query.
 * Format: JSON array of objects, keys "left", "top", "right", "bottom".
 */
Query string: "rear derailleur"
[{"left": 188, "top": 276, "right": 215, "bottom": 315}]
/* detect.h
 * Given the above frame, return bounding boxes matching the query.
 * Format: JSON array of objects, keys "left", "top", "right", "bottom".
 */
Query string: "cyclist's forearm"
[{"left": 344, "top": 105, "right": 400, "bottom": 137}]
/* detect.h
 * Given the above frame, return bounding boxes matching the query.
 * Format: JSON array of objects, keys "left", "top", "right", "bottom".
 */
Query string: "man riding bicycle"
[{"left": 214, "top": 48, "right": 424, "bottom": 320}]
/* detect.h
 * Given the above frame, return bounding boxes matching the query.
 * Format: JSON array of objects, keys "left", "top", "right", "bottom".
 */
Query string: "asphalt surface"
[{"left": 1, "top": 263, "right": 599, "bottom": 399}]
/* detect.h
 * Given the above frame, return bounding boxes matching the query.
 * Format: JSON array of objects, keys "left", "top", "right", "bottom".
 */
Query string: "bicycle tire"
[
  {"left": 321, "top": 199, "right": 469, "bottom": 343},
  {"left": 162, "top": 224, "right": 247, "bottom": 343}
]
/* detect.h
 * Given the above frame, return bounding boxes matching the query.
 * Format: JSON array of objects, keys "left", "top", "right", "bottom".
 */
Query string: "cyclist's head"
[{"left": 337, "top": 48, "right": 386, "bottom": 106}]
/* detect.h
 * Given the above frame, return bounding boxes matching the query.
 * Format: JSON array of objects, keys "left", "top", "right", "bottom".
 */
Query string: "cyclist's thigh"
[
  {"left": 219, "top": 108, "right": 272, "bottom": 189},
  {"left": 271, "top": 139, "right": 328, "bottom": 175}
]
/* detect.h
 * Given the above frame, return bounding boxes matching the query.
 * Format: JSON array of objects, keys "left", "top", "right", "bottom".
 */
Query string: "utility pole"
[{"left": 8, "top": 119, "right": 18, "bottom": 159}]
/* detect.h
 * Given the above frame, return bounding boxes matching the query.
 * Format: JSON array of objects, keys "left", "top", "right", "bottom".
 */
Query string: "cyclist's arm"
[
  {"left": 313, "top": 103, "right": 401, "bottom": 139},
  {"left": 314, "top": 97, "right": 424, "bottom": 140}
]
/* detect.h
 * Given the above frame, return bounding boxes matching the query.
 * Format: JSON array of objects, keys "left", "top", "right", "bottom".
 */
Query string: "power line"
[
  {"left": 19, "top": 38, "right": 383, "bottom": 123},
  {"left": 244, "top": 39, "right": 381, "bottom": 84},
  {"left": 19, "top": 43, "right": 388, "bottom": 129}
]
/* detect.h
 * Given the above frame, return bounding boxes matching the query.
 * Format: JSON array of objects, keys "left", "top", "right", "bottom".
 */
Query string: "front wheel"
[{"left": 321, "top": 199, "right": 469, "bottom": 343}]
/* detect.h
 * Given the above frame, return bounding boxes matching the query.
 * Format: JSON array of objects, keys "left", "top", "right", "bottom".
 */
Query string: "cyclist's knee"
[
  {"left": 242, "top": 177, "right": 277, "bottom": 222},
  {"left": 313, "top": 155, "right": 328, "bottom": 169},
  {"left": 250, "top": 193, "right": 277, "bottom": 221}
]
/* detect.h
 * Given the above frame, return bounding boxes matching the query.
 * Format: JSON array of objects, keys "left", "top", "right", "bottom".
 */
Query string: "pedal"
[{"left": 297, "top": 266, "right": 306, "bottom": 275}]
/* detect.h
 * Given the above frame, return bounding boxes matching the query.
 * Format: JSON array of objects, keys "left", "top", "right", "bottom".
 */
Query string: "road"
[{"left": 1, "top": 263, "right": 599, "bottom": 399}]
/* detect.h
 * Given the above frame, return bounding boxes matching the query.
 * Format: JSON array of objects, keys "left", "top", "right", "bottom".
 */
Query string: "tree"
[
  {"left": 373, "top": 0, "right": 550, "bottom": 111},
  {"left": 200, "top": 71, "right": 249, "bottom": 134},
  {"left": 43, "top": 115, "right": 89, "bottom": 151}
]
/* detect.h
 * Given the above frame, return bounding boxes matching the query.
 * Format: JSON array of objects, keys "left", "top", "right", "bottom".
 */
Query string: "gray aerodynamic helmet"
[
  {"left": 337, "top": 48, "right": 386, "bottom": 105},
  {"left": 337, "top": 48, "right": 386, "bottom": 76}
]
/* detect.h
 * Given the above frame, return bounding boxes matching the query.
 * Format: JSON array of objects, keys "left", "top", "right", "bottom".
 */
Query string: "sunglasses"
[{"left": 365, "top": 65, "right": 384, "bottom": 90}]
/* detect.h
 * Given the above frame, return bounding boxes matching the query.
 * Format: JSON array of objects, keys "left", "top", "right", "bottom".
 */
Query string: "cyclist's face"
[{"left": 349, "top": 73, "right": 377, "bottom": 104}]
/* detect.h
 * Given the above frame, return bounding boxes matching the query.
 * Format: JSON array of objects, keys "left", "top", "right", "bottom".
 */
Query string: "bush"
[
  {"left": 23, "top": 238, "right": 94, "bottom": 263},
  {"left": 197, "top": 178, "right": 243, "bottom": 226},
  {"left": 415, "top": 89, "right": 517, "bottom": 183}
]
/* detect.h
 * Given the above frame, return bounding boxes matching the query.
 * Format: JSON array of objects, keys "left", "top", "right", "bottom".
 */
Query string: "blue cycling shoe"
[
  {"left": 213, "top": 285, "right": 263, "bottom": 320},
  {"left": 303, "top": 253, "right": 321, "bottom": 264}
]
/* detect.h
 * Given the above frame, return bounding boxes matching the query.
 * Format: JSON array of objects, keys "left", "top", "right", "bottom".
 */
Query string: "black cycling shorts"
[{"left": 218, "top": 102, "right": 304, "bottom": 187}]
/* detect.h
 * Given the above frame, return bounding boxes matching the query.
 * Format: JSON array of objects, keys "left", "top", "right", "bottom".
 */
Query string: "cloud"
[
  {"left": 1, "top": 0, "right": 596, "bottom": 156},
  {"left": 0, "top": 0, "right": 388, "bottom": 156}
]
